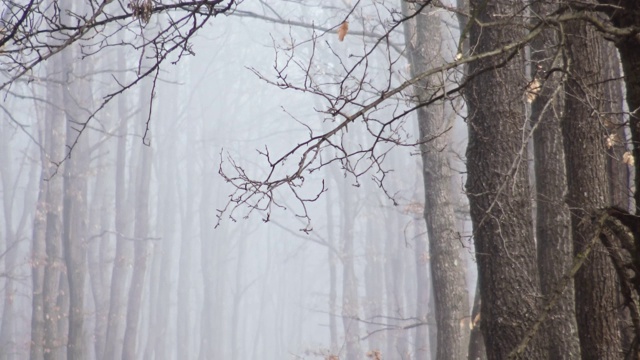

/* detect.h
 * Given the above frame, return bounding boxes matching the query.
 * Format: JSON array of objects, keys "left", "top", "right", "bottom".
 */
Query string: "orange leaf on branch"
[{"left": 337, "top": 21, "right": 349, "bottom": 41}]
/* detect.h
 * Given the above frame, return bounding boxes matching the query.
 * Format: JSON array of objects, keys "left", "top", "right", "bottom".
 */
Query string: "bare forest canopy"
[{"left": 1, "top": 0, "right": 640, "bottom": 360}]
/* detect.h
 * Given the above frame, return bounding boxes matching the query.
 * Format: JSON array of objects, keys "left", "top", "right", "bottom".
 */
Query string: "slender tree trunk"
[
  {"left": 338, "top": 179, "right": 362, "bottom": 360},
  {"left": 402, "top": 3, "right": 470, "bottom": 359},
  {"left": 529, "top": 2, "right": 581, "bottom": 358},
  {"left": 468, "top": 285, "right": 486, "bottom": 360},
  {"left": 363, "top": 208, "right": 384, "bottom": 355},
  {"left": 42, "top": 56, "right": 66, "bottom": 360},
  {"left": 103, "top": 81, "right": 133, "bottom": 360},
  {"left": 121, "top": 117, "right": 153, "bottom": 359},
  {"left": 176, "top": 116, "right": 196, "bottom": 360},
  {"left": 561, "top": 18, "right": 622, "bottom": 360},
  {"left": 231, "top": 236, "right": 247, "bottom": 360},
  {"left": 30, "top": 146, "right": 48, "bottom": 360},
  {"left": 326, "top": 189, "right": 339, "bottom": 354},
  {"left": 61, "top": 44, "right": 90, "bottom": 360},
  {"left": 87, "top": 153, "right": 109, "bottom": 360},
  {"left": 0, "top": 117, "right": 17, "bottom": 360},
  {"left": 465, "top": 0, "right": 545, "bottom": 358}
]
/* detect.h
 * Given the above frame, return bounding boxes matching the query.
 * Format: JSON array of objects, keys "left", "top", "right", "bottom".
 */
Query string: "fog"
[{"left": 0, "top": 1, "right": 476, "bottom": 359}]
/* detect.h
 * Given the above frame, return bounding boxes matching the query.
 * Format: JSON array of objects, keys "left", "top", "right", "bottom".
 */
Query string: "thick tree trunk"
[
  {"left": 561, "top": 18, "right": 622, "bottom": 360},
  {"left": 402, "top": 3, "right": 470, "bottom": 359},
  {"left": 530, "top": 2, "right": 581, "bottom": 359},
  {"left": 465, "top": 0, "right": 545, "bottom": 358}
]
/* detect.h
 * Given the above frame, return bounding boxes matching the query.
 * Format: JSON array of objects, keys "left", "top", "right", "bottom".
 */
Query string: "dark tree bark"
[
  {"left": 599, "top": 1, "right": 640, "bottom": 212},
  {"left": 465, "top": 0, "right": 545, "bottom": 358},
  {"left": 402, "top": 3, "right": 470, "bottom": 359},
  {"left": 561, "top": 17, "right": 622, "bottom": 360},
  {"left": 530, "top": 1, "right": 581, "bottom": 358}
]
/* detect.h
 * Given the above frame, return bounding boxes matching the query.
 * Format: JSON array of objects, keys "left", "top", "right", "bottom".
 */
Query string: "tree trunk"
[
  {"left": 465, "top": 0, "right": 545, "bottom": 358},
  {"left": 0, "top": 115, "right": 18, "bottom": 360},
  {"left": 402, "top": 3, "right": 470, "bottom": 359},
  {"left": 87, "top": 152, "right": 110, "bottom": 360},
  {"left": 176, "top": 113, "right": 196, "bottom": 360},
  {"left": 42, "top": 56, "right": 66, "bottom": 360},
  {"left": 561, "top": 18, "right": 622, "bottom": 360},
  {"left": 121, "top": 122, "right": 153, "bottom": 359},
  {"left": 103, "top": 80, "right": 133, "bottom": 360},
  {"left": 530, "top": 2, "right": 581, "bottom": 359},
  {"left": 61, "top": 44, "right": 90, "bottom": 360},
  {"left": 603, "top": 1, "right": 640, "bottom": 212},
  {"left": 339, "top": 180, "right": 361, "bottom": 359},
  {"left": 30, "top": 144, "right": 48, "bottom": 360},
  {"left": 468, "top": 285, "right": 486, "bottom": 360}
]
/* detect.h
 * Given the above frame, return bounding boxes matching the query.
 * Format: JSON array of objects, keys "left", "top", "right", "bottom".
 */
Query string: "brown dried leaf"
[
  {"left": 338, "top": 21, "right": 349, "bottom": 41},
  {"left": 470, "top": 312, "right": 481, "bottom": 329},
  {"left": 606, "top": 134, "right": 620, "bottom": 149},
  {"left": 366, "top": 349, "right": 382, "bottom": 360},
  {"left": 525, "top": 78, "right": 541, "bottom": 103},
  {"left": 623, "top": 151, "right": 634, "bottom": 166}
]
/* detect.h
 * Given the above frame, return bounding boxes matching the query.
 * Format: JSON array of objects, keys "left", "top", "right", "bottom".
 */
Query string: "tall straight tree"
[
  {"left": 103, "top": 44, "right": 134, "bottom": 360},
  {"left": 402, "top": 3, "right": 470, "bottom": 359},
  {"left": 465, "top": 0, "right": 545, "bottom": 358},
  {"left": 41, "top": 55, "right": 66, "bottom": 360},
  {"left": 530, "top": 1, "right": 581, "bottom": 358},
  {"left": 561, "top": 17, "right": 622, "bottom": 360},
  {"left": 599, "top": 1, "right": 640, "bottom": 211},
  {"left": 61, "top": 51, "right": 90, "bottom": 360}
]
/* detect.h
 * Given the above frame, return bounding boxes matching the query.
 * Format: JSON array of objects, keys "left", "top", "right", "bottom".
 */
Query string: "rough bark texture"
[
  {"left": 561, "top": 18, "right": 622, "bottom": 360},
  {"left": 598, "top": 0, "right": 639, "bottom": 351},
  {"left": 601, "top": 1, "right": 640, "bottom": 211},
  {"left": 465, "top": 0, "right": 545, "bottom": 358},
  {"left": 530, "top": 2, "right": 581, "bottom": 358},
  {"left": 402, "top": 3, "right": 470, "bottom": 360}
]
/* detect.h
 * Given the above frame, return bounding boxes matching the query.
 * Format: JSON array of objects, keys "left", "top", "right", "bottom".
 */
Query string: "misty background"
[{"left": 0, "top": 1, "right": 478, "bottom": 359}]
